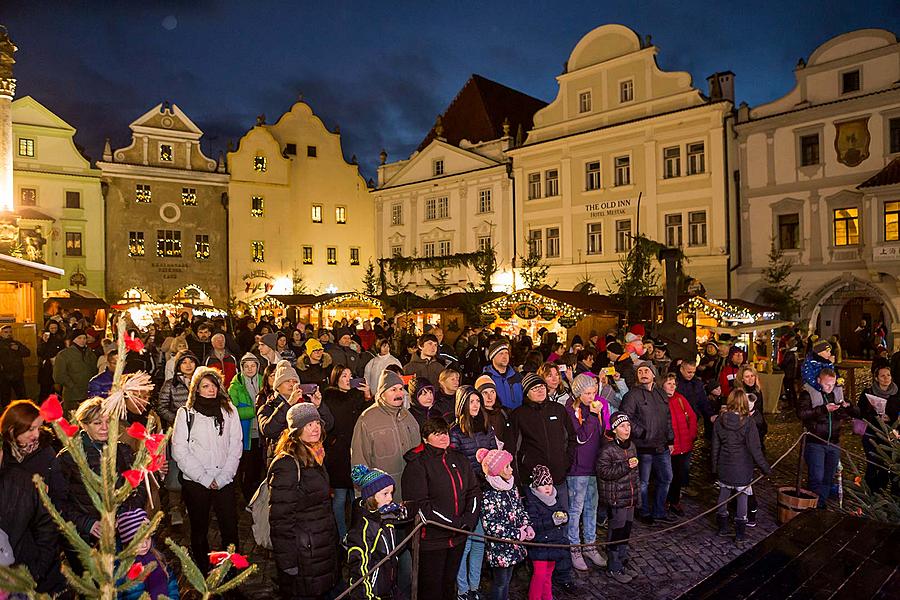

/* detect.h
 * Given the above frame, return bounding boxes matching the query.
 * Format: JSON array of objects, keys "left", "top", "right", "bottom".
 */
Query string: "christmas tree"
[
  {"left": 0, "top": 320, "right": 257, "bottom": 598},
  {"left": 842, "top": 419, "right": 900, "bottom": 524}
]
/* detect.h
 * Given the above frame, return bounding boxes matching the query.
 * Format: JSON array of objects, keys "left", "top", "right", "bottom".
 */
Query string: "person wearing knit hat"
[
  {"left": 530, "top": 464, "right": 553, "bottom": 488},
  {"left": 477, "top": 373, "right": 508, "bottom": 440},
  {"left": 258, "top": 332, "right": 280, "bottom": 365},
  {"left": 351, "top": 464, "right": 396, "bottom": 503},
  {"left": 475, "top": 374, "right": 496, "bottom": 394},
  {"left": 488, "top": 339, "right": 510, "bottom": 362},
  {"left": 257, "top": 359, "right": 308, "bottom": 444},
  {"left": 570, "top": 372, "right": 597, "bottom": 400},
  {"left": 408, "top": 376, "right": 444, "bottom": 429},
  {"left": 521, "top": 372, "right": 546, "bottom": 399},
  {"left": 597, "top": 409, "right": 639, "bottom": 583},
  {"left": 116, "top": 507, "right": 149, "bottom": 546},
  {"left": 635, "top": 360, "right": 657, "bottom": 378},
  {"left": 524, "top": 462, "right": 568, "bottom": 598},
  {"left": 718, "top": 345, "right": 747, "bottom": 395},
  {"left": 609, "top": 411, "right": 630, "bottom": 432},
  {"left": 273, "top": 359, "right": 300, "bottom": 391},
  {"left": 116, "top": 508, "right": 179, "bottom": 598},
  {"left": 476, "top": 447, "right": 513, "bottom": 477},
  {"left": 228, "top": 352, "right": 265, "bottom": 500},
  {"left": 483, "top": 337, "right": 523, "bottom": 410},
  {"left": 305, "top": 338, "right": 324, "bottom": 357}
]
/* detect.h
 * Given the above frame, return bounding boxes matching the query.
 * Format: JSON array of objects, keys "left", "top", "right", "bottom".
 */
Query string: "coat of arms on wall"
[{"left": 834, "top": 117, "right": 870, "bottom": 167}]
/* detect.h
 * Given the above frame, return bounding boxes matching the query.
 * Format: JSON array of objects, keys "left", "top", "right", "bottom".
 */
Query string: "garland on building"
[
  {"left": 311, "top": 292, "right": 384, "bottom": 311},
  {"left": 678, "top": 295, "right": 778, "bottom": 323},
  {"left": 479, "top": 289, "right": 587, "bottom": 325},
  {"left": 377, "top": 251, "right": 493, "bottom": 295}
]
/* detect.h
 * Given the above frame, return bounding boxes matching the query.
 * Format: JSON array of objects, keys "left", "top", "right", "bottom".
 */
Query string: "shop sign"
[
  {"left": 872, "top": 244, "right": 900, "bottom": 263},
  {"left": 514, "top": 302, "right": 540, "bottom": 320},
  {"left": 540, "top": 308, "right": 558, "bottom": 321},
  {"left": 585, "top": 198, "right": 633, "bottom": 219},
  {"left": 497, "top": 308, "right": 513, "bottom": 320},
  {"left": 558, "top": 316, "right": 577, "bottom": 328}
]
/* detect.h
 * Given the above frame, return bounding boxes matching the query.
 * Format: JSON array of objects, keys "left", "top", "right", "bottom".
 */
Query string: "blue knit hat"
[{"left": 351, "top": 464, "right": 395, "bottom": 500}]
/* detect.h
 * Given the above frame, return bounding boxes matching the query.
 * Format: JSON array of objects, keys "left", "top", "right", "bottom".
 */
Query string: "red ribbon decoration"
[
  {"left": 124, "top": 333, "right": 144, "bottom": 353},
  {"left": 209, "top": 551, "right": 250, "bottom": 569},
  {"left": 126, "top": 422, "right": 166, "bottom": 455},
  {"left": 123, "top": 470, "right": 144, "bottom": 488},
  {"left": 57, "top": 418, "right": 79, "bottom": 437},
  {"left": 126, "top": 562, "right": 143, "bottom": 580},
  {"left": 39, "top": 395, "right": 63, "bottom": 422}
]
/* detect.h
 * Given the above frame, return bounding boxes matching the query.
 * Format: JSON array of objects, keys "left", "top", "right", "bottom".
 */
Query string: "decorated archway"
[
  {"left": 170, "top": 284, "right": 215, "bottom": 307},
  {"left": 807, "top": 275, "right": 898, "bottom": 356}
]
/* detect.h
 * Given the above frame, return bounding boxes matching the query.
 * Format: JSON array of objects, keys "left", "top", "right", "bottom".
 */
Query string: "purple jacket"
[{"left": 565, "top": 400, "right": 605, "bottom": 476}]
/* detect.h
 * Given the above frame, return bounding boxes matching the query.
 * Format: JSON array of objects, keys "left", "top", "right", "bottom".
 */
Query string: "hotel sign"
[
  {"left": 585, "top": 198, "right": 633, "bottom": 218},
  {"left": 873, "top": 244, "right": 900, "bottom": 263}
]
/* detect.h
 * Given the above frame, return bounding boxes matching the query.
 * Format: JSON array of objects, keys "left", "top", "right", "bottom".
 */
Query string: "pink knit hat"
[{"left": 476, "top": 448, "right": 513, "bottom": 477}]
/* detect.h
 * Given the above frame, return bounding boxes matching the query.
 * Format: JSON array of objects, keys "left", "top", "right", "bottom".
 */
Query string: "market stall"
[
  {"left": 111, "top": 286, "right": 227, "bottom": 330},
  {"left": 479, "top": 288, "right": 623, "bottom": 345},
  {"left": 400, "top": 292, "right": 504, "bottom": 347},
  {"left": 268, "top": 292, "right": 384, "bottom": 329},
  {"left": 44, "top": 289, "right": 109, "bottom": 330}
]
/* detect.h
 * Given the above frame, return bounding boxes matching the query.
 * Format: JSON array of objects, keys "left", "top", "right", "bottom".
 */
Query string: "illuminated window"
[
  {"left": 136, "top": 184, "right": 152, "bottom": 203},
  {"left": 251, "top": 196, "right": 264, "bottom": 217},
  {"left": 336, "top": 206, "right": 347, "bottom": 224},
  {"left": 391, "top": 203, "right": 402, "bottom": 225},
  {"left": 528, "top": 172, "right": 542, "bottom": 200},
  {"left": 884, "top": 201, "right": 899, "bottom": 242},
  {"left": 665, "top": 214, "right": 683, "bottom": 247},
  {"left": 585, "top": 161, "right": 601, "bottom": 191},
  {"left": 129, "top": 231, "right": 145, "bottom": 257},
  {"left": 350, "top": 247, "right": 360, "bottom": 265},
  {"left": 545, "top": 170, "right": 559, "bottom": 197},
  {"left": 303, "top": 246, "right": 313, "bottom": 264},
  {"left": 18, "top": 138, "right": 34, "bottom": 157},
  {"left": 195, "top": 234, "right": 210, "bottom": 260},
  {"left": 614, "top": 156, "right": 631, "bottom": 186},
  {"left": 251, "top": 241, "right": 265, "bottom": 262},
  {"left": 156, "top": 230, "right": 182, "bottom": 257},
  {"left": 159, "top": 144, "right": 173, "bottom": 162},
  {"left": 664, "top": 147, "right": 681, "bottom": 178},
  {"left": 833, "top": 208, "right": 859, "bottom": 246},
  {"left": 687, "top": 142, "right": 705, "bottom": 175},
  {"left": 65, "top": 191, "right": 81, "bottom": 209},
  {"left": 65, "top": 232, "right": 82, "bottom": 256},
  {"left": 254, "top": 156, "right": 267, "bottom": 172},
  {"left": 616, "top": 219, "right": 632, "bottom": 253},
  {"left": 586, "top": 223, "right": 602, "bottom": 255},
  {"left": 478, "top": 189, "right": 492, "bottom": 213},
  {"left": 327, "top": 247, "right": 337, "bottom": 265},
  {"left": 20, "top": 188, "right": 36, "bottom": 206},
  {"left": 620, "top": 80, "right": 634, "bottom": 103},
  {"left": 688, "top": 211, "right": 707, "bottom": 246},
  {"left": 578, "top": 91, "right": 592, "bottom": 113},
  {"left": 546, "top": 227, "right": 560, "bottom": 258},
  {"left": 182, "top": 188, "right": 197, "bottom": 206},
  {"left": 312, "top": 204, "right": 322, "bottom": 223}
]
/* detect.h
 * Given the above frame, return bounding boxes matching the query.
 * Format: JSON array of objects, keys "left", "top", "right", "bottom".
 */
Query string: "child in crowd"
[
  {"left": 116, "top": 508, "right": 180, "bottom": 599},
  {"left": 346, "top": 465, "right": 405, "bottom": 600},
  {"left": 478, "top": 448, "right": 532, "bottom": 600},
  {"left": 524, "top": 465, "right": 568, "bottom": 600},
  {"left": 596, "top": 412, "right": 640, "bottom": 583},
  {"left": 712, "top": 390, "right": 771, "bottom": 542},
  {"left": 706, "top": 379, "right": 724, "bottom": 425}
]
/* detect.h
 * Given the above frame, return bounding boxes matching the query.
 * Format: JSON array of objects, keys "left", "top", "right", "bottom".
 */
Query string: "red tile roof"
[
  {"left": 858, "top": 158, "right": 900, "bottom": 189},
  {"left": 417, "top": 74, "right": 547, "bottom": 152}
]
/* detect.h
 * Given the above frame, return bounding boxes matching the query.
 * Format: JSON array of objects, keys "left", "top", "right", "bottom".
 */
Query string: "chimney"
[{"left": 706, "top": 71, "right": 735, "bottom": 103}]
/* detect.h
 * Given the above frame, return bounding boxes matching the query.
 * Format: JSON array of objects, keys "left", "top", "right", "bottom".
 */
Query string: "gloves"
[
  {"left": 552, "top": 511, "right": 569, "bottom": 526},
  {"left": 518, "top": 525, "right": 535, "bottom": 541}
]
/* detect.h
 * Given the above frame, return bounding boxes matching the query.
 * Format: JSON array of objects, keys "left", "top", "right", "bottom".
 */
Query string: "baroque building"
[
  {"left": 228, "top": 101, "right": 374, "bottom": 302},
  {"left": 97, "top": 102, "right": 229, "bottom": 307},
  {"left": 11, "top": 96, "right": 105, "bottom": 297},
  {"left": 734, "top": 29, "right": 900, "bottom": 352},
  {"left": 372, "top": 74, "right": 546, "bottom": 294},
  {"left": 508, "top": 24, "right": 736, "bottom": 295}
]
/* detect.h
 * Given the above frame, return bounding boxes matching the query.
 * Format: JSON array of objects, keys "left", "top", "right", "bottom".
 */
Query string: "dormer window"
[
  {"left": 433, "top": 159, "right": 444, "bottom": 176},
  {"left": 841, "top": 69, "right": 860, "bottom": 94},
  {"left": 159, "top": 144, "right": 173, "bottom": 162},
  {"left": 579, "top": 91, "right": 592, "bottom": 113},
  {"left": 619, "top": 80, "right": 634, "bottom": 103},
  {"left": 254, "top": 156, "right": 267, "bottom": 172}
]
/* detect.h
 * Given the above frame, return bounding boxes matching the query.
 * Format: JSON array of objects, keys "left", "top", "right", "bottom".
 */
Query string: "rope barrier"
[{"left": 805, "top": 431, "right": 900, "bottom": 476}]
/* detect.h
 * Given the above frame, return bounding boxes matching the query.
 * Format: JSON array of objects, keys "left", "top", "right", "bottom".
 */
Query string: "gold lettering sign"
[{"left": 835, "top": 117, "right": 870, "bottom": 167}]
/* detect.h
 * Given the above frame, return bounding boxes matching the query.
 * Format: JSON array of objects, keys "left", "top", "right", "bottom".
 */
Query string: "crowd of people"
[{"left": 0, "top": 309, "right": 898, "bottom": 600}]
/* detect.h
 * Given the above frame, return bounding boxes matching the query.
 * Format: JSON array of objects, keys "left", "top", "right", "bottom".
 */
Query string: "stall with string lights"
[
  {"left": 265, "top": 292, "right": 384, "bottom": 328},
  {"left": 110, "top": 286, "right": 227, "bottom": 330}
]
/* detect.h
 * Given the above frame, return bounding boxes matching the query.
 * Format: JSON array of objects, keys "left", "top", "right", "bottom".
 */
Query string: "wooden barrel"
[{"left": 777, "top": 486, "right": 818, "bottom": 524}]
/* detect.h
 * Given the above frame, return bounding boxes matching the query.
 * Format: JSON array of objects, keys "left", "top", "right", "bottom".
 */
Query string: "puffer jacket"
[
  {"left": 346, "top": 505, "right": 399, "bottom": 600},
  {"left": 153, "top": 351, "right": 198, "bottom": 427},
  {"left": 297, "top": 352, "right": 333, "bottom": 389},
  {"left": 350, "top": 400, "right": 421, "bottom": 501},
  {"left": 711, "top": 411, "right": 771, "bottom": 486},
  {"left": 797, "top": 383, "right": 859, "bottom": 446},
  {"left": 408, "top": 378, "right": 454, "bottom": 431},
  {"left": 801, "top": 352, "right": 834, "bottom": 391},
  {"left": 504, "top": 397, "right": 576, "bottom": 485},
  {"left": 171, "top": 404, "right": 243, "bottom": 488},
  {"left": 596, "top": 435, "right": 639, "bottom": 509},
  {"left": 48, "top": 433, "right": 147, "bottom": 539},
  {"left": 481, "top": 484, "right": 528, "bottom": 568},
  {"left": 523, "top": 487, "right": 567, "bottom": 562},
  {"left": 259, "top": 395, "right": 335, "bottom": 445},
  {"left": 620, "top": 385, "right": 674, "bottom": 454},
  {"left": 482, "top": 364, "right": 523, "bottom": 410},
  {"left": 228, "top": 372, "right": 262, "bottom": 451},
  {"left": 323, "top": 386, "right": 370, "bottom": 489},
  {"left": 401, "top": 443, "right": 481, "bottom": 552},
  {"left": 449, "top": 423, "right": 497, "bottom": 485},
  {"left": 565, "top": 400, "right": 604, "bottom": 476},
  {"left": 268, "top": 454, "right": 337, "bottom": 595},
  {"left": 668, "top": 392, "right": 698, "bottom": 456}
]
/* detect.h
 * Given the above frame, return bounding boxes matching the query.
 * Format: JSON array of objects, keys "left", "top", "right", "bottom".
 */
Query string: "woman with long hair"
[
  {"left": 538, "top": 362, "right": 571, "bottom": 405},
  {"left": 1, "top": 399, "right": 58, "bottom": 478},
  {"left": 269, "top": 403, "right": 338, "bottom": 599},
  {"left": 737, "top": 364, "right": 768, "bottom": 527},
  {"left": 170, "top": 367, "right": 243, "bottom": 569}
]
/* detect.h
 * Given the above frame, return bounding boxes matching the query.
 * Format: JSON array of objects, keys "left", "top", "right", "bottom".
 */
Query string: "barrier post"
[
  {"left": 410, "top": 514, "right": 421, "bottom": 600},
  {"left": 795, "top": 433, "right": 806, "bottom": 492}
]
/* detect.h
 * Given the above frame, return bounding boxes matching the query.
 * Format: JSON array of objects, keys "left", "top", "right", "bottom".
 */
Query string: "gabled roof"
[
  {"left": 417, "top": 74, "right": 547, "bottom": 152},
  {"left": 11, "top": 96, "right": 76, "bottom": 131},
  {"left": 129, "top": 102, "right": 204, "bottom": 139},
  {"left": 858, "top": 158, "right": 900, "bottom": 189}
]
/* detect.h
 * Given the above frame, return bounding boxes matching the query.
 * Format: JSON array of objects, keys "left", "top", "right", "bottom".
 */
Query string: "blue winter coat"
[
  {"left": 524, "top": 487, "right": 567, "bottom": 562},
  {"left": 449, "top": 424, "right": 497, "bottom": 481},
  {"left": 483, "top": 364, "right": 523, "bottom": 410},
  {"left": 87, "top": 369, "right": 114, "bottom": 399}
]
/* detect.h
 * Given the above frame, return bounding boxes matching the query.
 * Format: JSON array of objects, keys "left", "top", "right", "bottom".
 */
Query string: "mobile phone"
[
  {"left": 299, "top": 383, "right": 319, "bottom": 396},
  {"left": 558, "top": 364, "right": 567, "bottom": 373},
  {"left": 603, "top": 367, "right": 617, "bottom": 377},
  {"left": 349, "top": 377, "right": 366, "bottom": 389}
]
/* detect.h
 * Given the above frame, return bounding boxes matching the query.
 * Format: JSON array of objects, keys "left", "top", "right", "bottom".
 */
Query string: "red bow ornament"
[
  {"left": 126, "top": 562, "right": 143, "bottom": 580},
  {"left": 124, "top": 333, "right": 144, "bottom": 353},
  {"left": 57, "top": 418, "right": 79, "bottom": 437},
  {"left": 39, "top": 395, "right": 63, "bottom": 422},
  {"left": 126, "top": 422, "right": 166, "bottom": 454},
  {"left": 209, "top": 551, "right": 250, "bottom": 569}
]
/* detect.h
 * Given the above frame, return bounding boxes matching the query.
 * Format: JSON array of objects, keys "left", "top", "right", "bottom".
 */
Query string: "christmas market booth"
[
  {"left": 480, "top": 288, "right": 623, "bottom": 344},
  {"left": 111, "top": 286, "right": 227, "bottom": 330},
  {"left": 268, "top": 292, "right": 384, "bottom": 328},
  {"left": 44, "top": 289, "right": 109, "bottom": 330},
  {"left": 398, "top": 291, "right": 504, "bottom": 347}
]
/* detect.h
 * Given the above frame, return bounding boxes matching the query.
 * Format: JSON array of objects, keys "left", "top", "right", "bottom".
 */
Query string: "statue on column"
[{"left": 0, "top": 26, "right": 16, "bottom": 80}]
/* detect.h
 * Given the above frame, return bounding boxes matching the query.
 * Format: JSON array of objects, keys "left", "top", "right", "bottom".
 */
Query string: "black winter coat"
[
  {"left": 323, "top": 386, "right": 371, "bottom": 488},
  {"left": 523, "top": 488, "right": 567, "bottom": 562},
  {"left": 0, "top": 337, "right": 30, "bottom": 380},
  {"left": 401, "top": 443, "right": 481, "bottom": 551},
  {"left": 620, "top": 385, "right": 675, "bottom": 453},
  {"left": 345, "top": 505, "right": 400, "bottom": 600},
  {"left": 797, "top": 384, "right": 859, "bottom": 446},
  {"left": 408, "top": 397, "right": 454, "bottom": 432},
  {"left": 268, "top": 454, "right": 338, "bottom": 594},
  {"left": 0, "top": 465, "right": 65, "bottom": 593},
  {"left": 503, "top": 398, "right": 576, "bottom": 486},
  {"left": 596, "top": 436, "right": 639, "bottom": 509},
  {"left": 1, "top": 431, "right": 58, "bottom": 479},
  {"left": 741, "top": 384, "right": 769, "bottom": 441},
  {"left": 676, "top": 373, "right": 712, "bottom": 420},
  {"left": 711, "top": 412, "right": 770, "bottom": 487},
  {"left": 48, "top": 433, "right": 146, "bottom": 540},
  {"left": 330, "top": 345, "right": 364, "bottom": 377}
]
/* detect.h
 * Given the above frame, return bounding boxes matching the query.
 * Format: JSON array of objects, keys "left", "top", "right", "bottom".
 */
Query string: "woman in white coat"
[
  {"left": 171, "top": 366, "right": 243, "bottom": 569},
  {"left": 363, "top": 337, "right": 401, "bottom": 391}
]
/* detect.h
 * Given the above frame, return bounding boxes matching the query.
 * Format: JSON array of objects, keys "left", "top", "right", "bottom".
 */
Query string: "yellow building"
[
  {"left": 12, "top": 96, "right": 105, "bottom": 297},
  {"left": 228, "top": 102, "right": 374, "bottom": 303},
  {"left": 508, "top": 25, "right": 735, "bottom": 295}
]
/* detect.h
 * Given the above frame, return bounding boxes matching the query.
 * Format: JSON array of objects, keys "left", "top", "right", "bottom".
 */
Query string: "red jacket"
[
  {"left": 668, "top": 392, "right": 698, "bottom": 455},
  {"left": 719, "top": 364, "right": 741, "bottom": 395}
]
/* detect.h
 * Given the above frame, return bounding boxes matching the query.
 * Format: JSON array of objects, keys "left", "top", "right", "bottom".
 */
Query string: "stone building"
[
  {"left": 734, "top": 29, "right": 900, "bottom": 352},
  {"left": 372, "top": 74, "right": 546, "bottom": 294},
  {"left": 12, "top": 96, "right": 105, "bottom": 297},
  {"left": 507, "top": 24, "right": 736, "bottom": 295},
  {"left": 97, "top": 102, "right": 229, "bottom": 307},
  {"left": 227, "top": 101, "right": 374, "bottom": 303}
]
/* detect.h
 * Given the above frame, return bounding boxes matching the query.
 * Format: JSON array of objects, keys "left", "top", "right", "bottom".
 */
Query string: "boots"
[
  {"left": 571, "top": 548, "right": 589, "bottom": 571},
  {"left": 716, "top": 514, "right": 730, "bottom": 537},
  {"left": 168, "top": 490, "right": 184, "bottom": 526},
  {"left": 735, "top": 520, "right": 747, "bottom": 542},
  {"left": 606, "top": 548, "right": 632, "bottom": 583},
  {"left": 621, "top": 545, "right": 639, "bottom": 578},
  {"left": 583, "top": 546, "right": 607, "bottom": 568}
]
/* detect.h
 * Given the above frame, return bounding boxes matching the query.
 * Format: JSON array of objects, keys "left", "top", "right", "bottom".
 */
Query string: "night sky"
[{"left": 3, "top": 1, "right": 898, "bottom": 179}]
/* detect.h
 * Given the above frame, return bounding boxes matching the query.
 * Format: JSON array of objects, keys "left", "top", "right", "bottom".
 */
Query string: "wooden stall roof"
[
  {"left": 527, "top": 288, "right": 624, "bottom": 314},
  {"left": 417, "top": 291, "right": 505, "bottom": 310},
  {"left": 269, "top": 294, "right": 321, "bottom": 306},
  {"left": 677, "top": 295, "right": 778, "bottom": 316},
  {"left": 0, "top": 253, "right": 63, "bottom": 282},
  {"left": 44, "top": 289, "right": 109, "bottom": 310}
]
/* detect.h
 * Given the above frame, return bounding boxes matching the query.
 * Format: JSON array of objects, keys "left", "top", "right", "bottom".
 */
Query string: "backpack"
[{"left": 246, "top": 453, "right": 300, "bottom": 550}]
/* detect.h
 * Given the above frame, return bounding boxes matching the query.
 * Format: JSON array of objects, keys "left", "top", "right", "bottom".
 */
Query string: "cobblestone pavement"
[{"left": 161, "top": 412, "right": 862, "bottom": 599}]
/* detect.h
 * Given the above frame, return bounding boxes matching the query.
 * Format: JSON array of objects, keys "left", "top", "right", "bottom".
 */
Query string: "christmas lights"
[
  {"left": 479, "top": 289, "right": 587, "bottom": 323},
  {"left": 678, "top": 295, "right": 777, "bottom": 324},
  {"left": 311, "top": 292, "right": 384, "bottom": 312}
]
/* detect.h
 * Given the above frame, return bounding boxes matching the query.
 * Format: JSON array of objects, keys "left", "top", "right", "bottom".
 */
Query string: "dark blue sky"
[{"left": 3, "top": 1, "right": 898, "bottom": 178}]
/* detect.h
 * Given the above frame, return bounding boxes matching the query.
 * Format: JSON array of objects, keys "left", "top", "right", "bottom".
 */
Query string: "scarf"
[
  {"left": 307, "top": 441, "right": 325, "bottom": 465},
  {"left": 486, "top": 473, "right": 514, "bottom": 491},
  {"left": 870, "top": 381, "right": 898, "bottom": 399},
  {"left": 530, "top": 485, "right": 558, "bottom": 507},
  {"left": 193, "top": 395, "right": 224, "bottom": 435},
  {"left": 242, "top": 375, "right": 260, "bottom": 405},
  {"left": 11, "top": 439, "right": 40, "bottom": 463}
]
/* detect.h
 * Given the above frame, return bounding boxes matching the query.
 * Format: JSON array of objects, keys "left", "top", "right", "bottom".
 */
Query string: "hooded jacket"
[
  {"left": 620, "top": 385, "right": 674, "bottom": 453},
  {"left": 482, "top": 364, "right": 523, "bottom": 410},
  {"left": 711, "top": 411, "right": 771, "bottom": 486},
  {"left": 228, "top": 368, "right": 263, "bottom": 451},
  {"left": 401, "top": 443, "right": 481, "bottom": 551},
  {"left": 596, "top": 435, "right": 639, "bottom": 509},
  {"left": 154, "top": 350, "right": 198, "bottom": 427},
  {"left": 565, "top": 399, "right": 605, "bottom": 476},
  {"left": 350, "top": 397, "right": 420, "bottom": 501},
  {"left": 718, "top": 346, "right": 746, "bottom": 395},
  {"left": 297, "top": 352, "right": 333, "bottom": 389},
  {"left": 801, "top": 352, "right": 834, "bottom": 391},
  {"left": 346, "top": 503, "right": 400, "bottom": 600},
  {"left": 523, "top": 486, "right": 567, "bottom": 562},
  {"left": 503, "top": 397, "right": 576, "bottom": 485},
  {"left": 408, "top": 378, "right": 453, "bottom": 431}
]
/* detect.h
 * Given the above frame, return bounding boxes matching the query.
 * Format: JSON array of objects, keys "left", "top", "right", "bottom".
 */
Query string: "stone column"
[{"left": 0, "top": 27, "right": 17, "bottom": 213}]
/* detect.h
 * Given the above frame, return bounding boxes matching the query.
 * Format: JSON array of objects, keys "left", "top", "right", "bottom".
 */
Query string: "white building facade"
[{"left": 735, "top": 29, "right": 900, "bottom": 352}]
